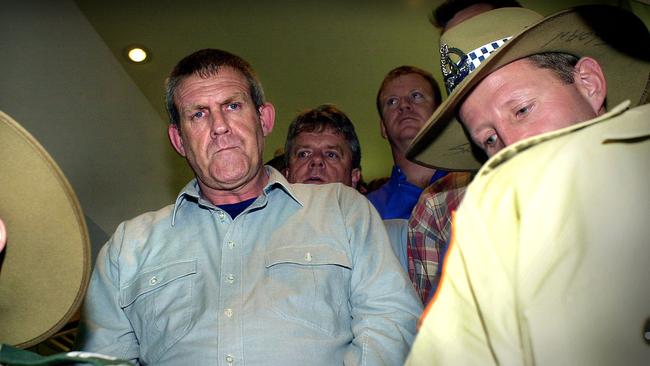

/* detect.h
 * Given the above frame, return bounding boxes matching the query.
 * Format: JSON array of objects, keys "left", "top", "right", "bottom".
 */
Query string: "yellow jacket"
[{"left": 406, "top": 102, "right": 650, "bottom": 365}]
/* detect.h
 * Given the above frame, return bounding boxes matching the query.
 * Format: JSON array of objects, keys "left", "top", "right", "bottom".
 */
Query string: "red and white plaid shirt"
[{"left": 407, "top": 172, "right": 473, "bottom": 303}]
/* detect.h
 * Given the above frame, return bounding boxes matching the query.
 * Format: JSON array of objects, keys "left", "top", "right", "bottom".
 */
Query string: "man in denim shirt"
[{"left": 77, "top": 49, "right": 422, "bottom": 365}]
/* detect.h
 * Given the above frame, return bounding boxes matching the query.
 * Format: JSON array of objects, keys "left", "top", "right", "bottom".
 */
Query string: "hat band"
[{"left": 440, "top": 36, "right": 511, "bottom": 94}]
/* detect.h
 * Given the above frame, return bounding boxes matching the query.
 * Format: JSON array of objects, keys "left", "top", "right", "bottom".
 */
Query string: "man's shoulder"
[
  {"left": 422, "top": 172, "right": 473, "bottom": 196},
  {"left": 289, "top": 181, "right": 366, "bottom": 205},
  {"left": 366, "top": 179, "right": 391, "bottom": 200},
  {"left": 115, "top": 203, "right": 176, "bottom": 235}
]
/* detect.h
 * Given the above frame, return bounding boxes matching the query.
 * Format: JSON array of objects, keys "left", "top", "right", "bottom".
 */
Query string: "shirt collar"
[
  {"left": 171, "top": 166, "right": 303, "bottom": 226},
  {"left": 261, "top": 166, "right": 303, "bottom": 206},
  {"left": 478, "top": 101, "right": 631, "bottom": 176},
  {"left": 390, "top": 165, "right": 447, "bottom": 186}
]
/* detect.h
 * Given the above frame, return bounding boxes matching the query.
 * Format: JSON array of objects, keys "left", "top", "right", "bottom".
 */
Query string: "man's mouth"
[
  {"left": 304, "top": 176, "right": 325, "bottom": 184},
  {"left": 215, "top": 145, "right": 237, "bottom": 153},
  {"left": 399, "top": 115, "right": 420, "bottom": 124}
]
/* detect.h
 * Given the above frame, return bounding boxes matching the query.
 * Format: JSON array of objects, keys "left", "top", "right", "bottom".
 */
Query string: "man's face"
[
  {"left": 286, "top": 128, "right": 360, "bottom": 188},
  {"left": 379, "top": 74, "right": 438, "bottom": 153},
  {"left": 168, "top": 67, "right": 274, "bottom": 193},
  {"left": 459, "top": 58, "right": 601, "bottom": 157}
]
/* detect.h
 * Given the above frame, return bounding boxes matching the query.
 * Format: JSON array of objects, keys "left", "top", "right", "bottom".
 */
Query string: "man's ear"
[
  {"left": 379, "top": 120, "right": 388, "bottom": 139},
  {"left": 259, "top": 103, "right": 276, "bottom": 136},
  {"left": 351, "top": 168, "right": 361, "bottom": 189},
  {"left": 168, "top": 124, "right": 186, "bottom": 157},
  {"left": 574, "top": 57, "right": 607, "bottom": 115},
  {"left": 283, "top": 165, "right": 292, "bottom": 182}
]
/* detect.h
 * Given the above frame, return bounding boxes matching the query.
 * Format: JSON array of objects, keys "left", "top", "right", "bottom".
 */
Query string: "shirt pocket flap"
[
  {"left": 120, "top": 259, "right": 197, "bottom": 308},
  {"left": 265, "top": 245, "right": 351, "bottom": 269}
]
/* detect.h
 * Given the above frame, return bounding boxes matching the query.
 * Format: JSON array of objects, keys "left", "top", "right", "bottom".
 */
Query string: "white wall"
[{"left": 0, "top": 0, "right": 187, "bottom": 260}]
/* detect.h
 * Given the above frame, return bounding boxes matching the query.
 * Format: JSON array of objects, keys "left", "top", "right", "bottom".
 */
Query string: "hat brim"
[
  {"left": 407, "top": 5, "right": 650, "bottom": 171},
  {"left": 0, "top": 111, "right": 91, "bottom": 348}
]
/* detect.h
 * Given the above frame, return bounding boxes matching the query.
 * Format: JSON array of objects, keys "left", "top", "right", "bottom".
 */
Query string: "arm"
[
  {"left": 406, "top": 208, "right": 497, "bottom": 365},
  {"left": 343, "top": 191, "right": 423, "bottom": 365},
  {"left": 76, "top": 223, "right": 141, "bottom": 364}
]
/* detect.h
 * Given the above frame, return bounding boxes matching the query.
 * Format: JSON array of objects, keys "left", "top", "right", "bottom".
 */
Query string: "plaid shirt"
[{"left": 407, "top": 172, "right": 473, "bottom": 303}]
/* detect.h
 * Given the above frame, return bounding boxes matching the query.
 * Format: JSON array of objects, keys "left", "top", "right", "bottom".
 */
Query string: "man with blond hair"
[{"left": 405, "top": 5, "right": 650, "bottom": 364}]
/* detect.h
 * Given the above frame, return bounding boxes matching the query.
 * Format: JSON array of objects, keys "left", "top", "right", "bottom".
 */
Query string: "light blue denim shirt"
[{"left": 78, "top": 168, "right": 422, "bottom": 365}]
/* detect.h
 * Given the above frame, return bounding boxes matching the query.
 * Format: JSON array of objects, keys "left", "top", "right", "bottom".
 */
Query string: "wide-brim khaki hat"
[
  {"left": 0, "top": 111, "right": 91, "bottom": 348},
  {"left": 406, "top": 5, "right": 650, "bottom": 171}
]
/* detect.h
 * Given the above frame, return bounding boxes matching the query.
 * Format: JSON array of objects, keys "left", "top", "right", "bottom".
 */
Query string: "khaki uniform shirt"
[{"left": 406, "top": 102, "right": 650, "bottom": 365}]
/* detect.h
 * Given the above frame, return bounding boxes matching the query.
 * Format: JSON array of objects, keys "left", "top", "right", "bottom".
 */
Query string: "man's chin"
[{"left": 400, "top": 128, "right": 422, "bottom": 144}]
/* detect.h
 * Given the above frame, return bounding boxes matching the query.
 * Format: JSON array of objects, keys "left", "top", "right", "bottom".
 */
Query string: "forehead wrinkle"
[
  {"left": 179, "top": 90, "right": 249, "bottom": 113},
  {"left": 295, "top": 141, "right": 345, "bottom": 150},
  {"left": 223, "top": 91, "right": 250, "bottom": 103},
  {"left": 294, "top": 134, "right": 349, "bottom": 155},
  {"left": 181, "top": 102, "right": 207, "bottom": 114}
]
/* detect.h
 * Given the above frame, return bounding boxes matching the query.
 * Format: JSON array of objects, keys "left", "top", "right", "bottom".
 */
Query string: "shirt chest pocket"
[
  {"left": 120, "top": 260, "right": 197, "bottom": 363},
  {"left": 264, "top": 245, "right": 352, "bottom": 337}
]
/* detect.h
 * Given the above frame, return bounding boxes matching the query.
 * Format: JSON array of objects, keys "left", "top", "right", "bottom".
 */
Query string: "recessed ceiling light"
[{"left": 125, "top": 46, "right": 150, "bottom": 63}]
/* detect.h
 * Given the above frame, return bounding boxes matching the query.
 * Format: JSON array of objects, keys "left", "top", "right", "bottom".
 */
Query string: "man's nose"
[
  {"left": 398, "top": 96, "right": 413, "bottom": 111},
  {"left": 498, "top": 125, "right": 518, "bottom": 148},
  {"left": 309, "top": 154, "right": 324, "bottom": 167},
  {"left": 210, "top": 112, "right": 229, "bottom": 137}
]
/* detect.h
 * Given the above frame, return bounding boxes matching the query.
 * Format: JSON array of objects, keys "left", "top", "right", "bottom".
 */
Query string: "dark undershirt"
[{"left": 217, "top": 197, "right": 257, "bottom": 219}]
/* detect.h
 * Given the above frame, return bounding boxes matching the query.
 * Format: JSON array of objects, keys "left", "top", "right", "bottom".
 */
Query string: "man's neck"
[
  {"left": 392, "top": 151, "right": 436, "bottom": 189},
  {"left": 198, "top": 169, "right": 269, "bottom": 206}
]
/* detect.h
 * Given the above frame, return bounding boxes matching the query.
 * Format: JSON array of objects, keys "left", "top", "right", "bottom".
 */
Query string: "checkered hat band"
[{"left": 467, "top": 37, "right": 511, "bottom": 72}]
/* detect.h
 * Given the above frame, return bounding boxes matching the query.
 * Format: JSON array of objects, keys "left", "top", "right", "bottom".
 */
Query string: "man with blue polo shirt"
[{"left": 368, "top": 66, "right": 448, "bottom": 220}]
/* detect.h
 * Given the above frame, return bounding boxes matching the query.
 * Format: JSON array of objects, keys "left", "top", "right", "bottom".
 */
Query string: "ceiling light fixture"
[{"left": 125, "top": 45, "right": 150, "bottom": 63}]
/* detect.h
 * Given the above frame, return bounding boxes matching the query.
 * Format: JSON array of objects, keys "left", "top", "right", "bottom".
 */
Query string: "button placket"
[
  {"left": 217, "top": 211, "right": 226, "bottom": 222},
  {"left": 218, "top": 220, "right": 245, "bottom": 366}
]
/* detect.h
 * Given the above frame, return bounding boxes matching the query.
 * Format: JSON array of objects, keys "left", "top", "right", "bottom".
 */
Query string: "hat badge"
[{"left": 440, "top": 37, "right": 511, "bottom": 95}]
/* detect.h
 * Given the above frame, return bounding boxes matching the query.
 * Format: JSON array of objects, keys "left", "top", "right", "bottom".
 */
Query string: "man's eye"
[
  {"left": 385, "top": 97, "right": 398, "bottom": 107},
  {"left": 411, "top": 91, "right": 424, "bottom": 101},
  {"left": 226, "top": 102, "right": 241, "bottom": 111},
  {"left": 192, "top": 111, "right": 206, "bottom": 119},
  {"left": 326, "top": 151, "right": 339, "bottom": 159},
  {"left": 515, "top": 103, "right": 533, "bottom": 119},
  {"left": 297, "top": 151, "right": 310, "bottom": 159},
  {"left": 485, "top": 134, "right": 498, "bottom": 146}
]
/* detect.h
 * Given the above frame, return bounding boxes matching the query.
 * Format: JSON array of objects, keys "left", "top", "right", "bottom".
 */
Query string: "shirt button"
[
  {"left": 224, "top": 308, "right": 233, "bottom": 318},
  {"left": 225, "top": 355, "right": 234, "bottom": 364},
  {"left": 227, "top": 241, "right": 235, "bottom": 249},
  {"left": 226, "top": 274, "right": 235, "bottom": 283},
  {"left": 304, "top": 252, "right": 312, "bottom": 262},
  {"left": 218, "top": 211, "right": 225, "bottom": 221},
  {"left": 149, "top": 276, "right": 158, "bottom": 285}
]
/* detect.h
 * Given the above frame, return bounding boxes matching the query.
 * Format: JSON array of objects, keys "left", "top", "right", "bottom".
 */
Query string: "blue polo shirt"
[{"left": 367, "top": 165, "right": 448, "bottom": 220}]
